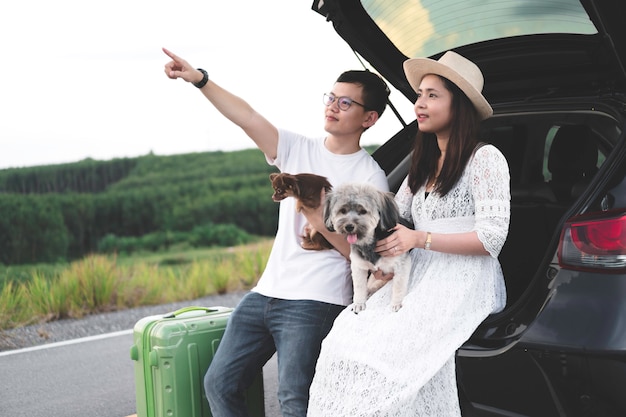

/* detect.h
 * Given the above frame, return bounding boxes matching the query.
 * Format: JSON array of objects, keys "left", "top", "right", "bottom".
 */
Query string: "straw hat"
[{"left": 403, "top": 51, "right": 493, "bottom": 120}]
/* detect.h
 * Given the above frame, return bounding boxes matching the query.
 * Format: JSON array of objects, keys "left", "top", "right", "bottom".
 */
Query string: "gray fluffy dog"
[{"left": 324, "top": 183, "right": 411, "bottom": 312}]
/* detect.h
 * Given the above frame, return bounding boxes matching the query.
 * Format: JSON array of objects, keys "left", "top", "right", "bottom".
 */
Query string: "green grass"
[
  {"left": 0, "top": 239, "right": 273, "bottom": 331},
  {"left": 1, "top": 262, "right": 68, "bottom": 286}
]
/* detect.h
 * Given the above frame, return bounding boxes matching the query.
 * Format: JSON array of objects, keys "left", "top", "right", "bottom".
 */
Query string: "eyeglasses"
[{"left": 323, "top": 93, "right": 367, "bottom": 111}]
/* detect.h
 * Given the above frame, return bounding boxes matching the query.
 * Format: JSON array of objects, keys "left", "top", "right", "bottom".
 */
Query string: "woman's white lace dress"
[{"left": 307, "top": 145, "right": 510, "bottom": 417}]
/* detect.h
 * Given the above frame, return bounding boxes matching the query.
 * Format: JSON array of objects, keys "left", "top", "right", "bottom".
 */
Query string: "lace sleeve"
[
  {"left": 470, "top": 145, "right": 511, "bottom": 258},
  {"left": 394, "top": 176, "right": 414, "bottom": 224}
]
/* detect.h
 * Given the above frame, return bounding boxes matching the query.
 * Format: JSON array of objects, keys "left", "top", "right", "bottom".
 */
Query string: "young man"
[{"left": 162, "top": 48, "right": 390, "bottom": 417}]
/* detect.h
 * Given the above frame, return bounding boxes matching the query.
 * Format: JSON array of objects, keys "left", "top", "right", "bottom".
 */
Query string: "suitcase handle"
[{"left": 163, "top": 306, "right": 228, "bottom": 319}]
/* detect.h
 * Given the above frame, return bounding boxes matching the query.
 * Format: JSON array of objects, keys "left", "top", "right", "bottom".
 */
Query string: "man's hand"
[
  {"left": 298, "top": 189, "right": 326, "bottom": 232},
  {"left": 162, "top": 48, "right": 204, "bottom": 85},
  {"left": 371, "top": 270, "right": 394, "bottom": 281},
  {"left": 300, "top": 189, "right": 351, "bottom": 259}
]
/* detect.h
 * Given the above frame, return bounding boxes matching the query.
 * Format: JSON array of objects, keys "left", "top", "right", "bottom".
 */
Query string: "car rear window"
[{"left": 361, "top": 0, "right": 597, "bottom": 58}]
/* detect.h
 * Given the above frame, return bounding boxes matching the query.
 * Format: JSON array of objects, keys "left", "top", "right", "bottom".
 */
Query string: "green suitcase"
[{"left": 130, "top": 306, "right": 265, "bottom": 417}]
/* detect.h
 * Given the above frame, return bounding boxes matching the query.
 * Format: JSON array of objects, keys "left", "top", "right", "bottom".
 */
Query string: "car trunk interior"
[{"left": 482, "top": 111, "right": 613, "bottom": 308}]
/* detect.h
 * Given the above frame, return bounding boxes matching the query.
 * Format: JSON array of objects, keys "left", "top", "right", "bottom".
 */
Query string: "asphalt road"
[{"left": 0, "top": 298, "right": 281, "bottom": 417}]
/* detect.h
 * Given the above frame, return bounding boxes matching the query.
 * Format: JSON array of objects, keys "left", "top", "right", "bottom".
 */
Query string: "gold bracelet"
[{"left": 424, "top": 232, "right": 432, "bottom": 250}]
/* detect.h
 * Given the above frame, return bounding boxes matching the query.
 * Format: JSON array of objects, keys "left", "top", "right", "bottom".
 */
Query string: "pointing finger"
[{"left": 162, "top": 47, "right": 179, "bottom": 61}]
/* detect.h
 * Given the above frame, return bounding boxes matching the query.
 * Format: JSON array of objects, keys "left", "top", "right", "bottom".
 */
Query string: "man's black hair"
[{"left": 336, "top": 70, "right": 390, "bottom": 117}]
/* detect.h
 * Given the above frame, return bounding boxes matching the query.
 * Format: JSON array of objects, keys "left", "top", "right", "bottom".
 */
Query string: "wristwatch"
[
  {"left": 193, "top": 68, "right": 209, "bottom": 88},
  {"left": 424, "top": 232, "right": 432, "bottom": 250}
]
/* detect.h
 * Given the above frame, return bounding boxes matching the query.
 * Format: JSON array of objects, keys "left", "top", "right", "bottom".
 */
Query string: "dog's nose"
[{"left": 345, "top": 224, "right": 355, "bottom": 233}]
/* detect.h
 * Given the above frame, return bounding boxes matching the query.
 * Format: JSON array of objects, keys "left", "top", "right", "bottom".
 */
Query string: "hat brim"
[{"left": 403, "top": 58, "right": 493, "bottom": 120}]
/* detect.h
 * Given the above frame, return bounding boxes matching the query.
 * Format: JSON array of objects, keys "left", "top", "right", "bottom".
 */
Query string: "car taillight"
[{"left": 558, "top": 210, "right": 626, "bottom": 272}]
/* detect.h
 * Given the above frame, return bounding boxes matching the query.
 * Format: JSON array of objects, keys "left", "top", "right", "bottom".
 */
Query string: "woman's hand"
[{"left": 376, "top": 223, "right": 416, "bottom": 257}]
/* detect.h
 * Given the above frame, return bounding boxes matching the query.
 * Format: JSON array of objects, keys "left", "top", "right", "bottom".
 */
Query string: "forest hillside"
[{"left": 0, "top": 149, "right": 280, "bottom": 265}]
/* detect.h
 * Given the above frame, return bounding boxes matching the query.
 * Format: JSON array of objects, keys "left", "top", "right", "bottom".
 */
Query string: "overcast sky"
[{"left": 0, "top": 0, "right": 414, "bottom": 170}]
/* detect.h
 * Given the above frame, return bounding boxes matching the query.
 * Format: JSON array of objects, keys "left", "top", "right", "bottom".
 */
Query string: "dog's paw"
[
  {"left": 352, "top": 303, "right": 367, "bottom": 314},
  {"left": 390, "top": 303, "right": 402, "bottom": 312}
]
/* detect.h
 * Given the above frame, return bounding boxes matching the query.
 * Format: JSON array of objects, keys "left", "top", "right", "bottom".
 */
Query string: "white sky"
[{"left": 0, "top": 0, "right": 415, "bottom": 170}]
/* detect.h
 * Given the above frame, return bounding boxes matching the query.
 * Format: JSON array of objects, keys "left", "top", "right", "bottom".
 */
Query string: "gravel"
[{"left": 0, "top": 291, "right": 247, "bottom": 352}]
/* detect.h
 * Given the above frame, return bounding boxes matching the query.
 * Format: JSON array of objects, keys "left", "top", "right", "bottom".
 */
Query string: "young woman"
[{"left": 307, "top": 51, "right": 510, "bottom": 416}]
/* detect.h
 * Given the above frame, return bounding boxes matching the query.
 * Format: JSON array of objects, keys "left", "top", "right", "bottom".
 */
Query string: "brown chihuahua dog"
[{"left": 269, "top": 172, "right": 334, "bottom": 250}]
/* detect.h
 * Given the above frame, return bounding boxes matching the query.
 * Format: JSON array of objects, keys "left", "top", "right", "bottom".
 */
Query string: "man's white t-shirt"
[{"left": 251, "top": 129, "right": 389, "bottom": 306}]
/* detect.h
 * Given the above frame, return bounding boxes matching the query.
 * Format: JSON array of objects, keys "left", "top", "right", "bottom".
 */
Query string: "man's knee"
[
  {"left": 204, "top": 364, "right": 219, "bottom": 399},
  {"left": 204, "top": 360, "right": 235, "bottom": 400}
]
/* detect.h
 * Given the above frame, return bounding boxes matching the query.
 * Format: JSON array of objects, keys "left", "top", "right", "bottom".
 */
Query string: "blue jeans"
[{"left": 204, "top": 292, "right": 345, "bottom": 417}]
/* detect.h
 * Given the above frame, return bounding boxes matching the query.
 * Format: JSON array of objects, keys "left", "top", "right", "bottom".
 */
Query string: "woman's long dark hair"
[{"left": 408, "top": 76, "right": 481, "bottom": 196}]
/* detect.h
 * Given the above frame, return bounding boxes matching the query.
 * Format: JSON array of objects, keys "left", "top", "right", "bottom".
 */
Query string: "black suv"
[{"left": 311, "top": 1, "right": 626, "bottom": 416}]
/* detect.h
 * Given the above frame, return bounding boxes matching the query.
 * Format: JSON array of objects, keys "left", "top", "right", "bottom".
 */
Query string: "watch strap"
[{"left": 193, "top": 68, "right": 209, "bottom": 88}]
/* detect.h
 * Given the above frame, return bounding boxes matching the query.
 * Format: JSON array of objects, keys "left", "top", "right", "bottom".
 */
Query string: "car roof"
[{"left": 312, "top": 0, "right": 626, "bottom": 106}]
